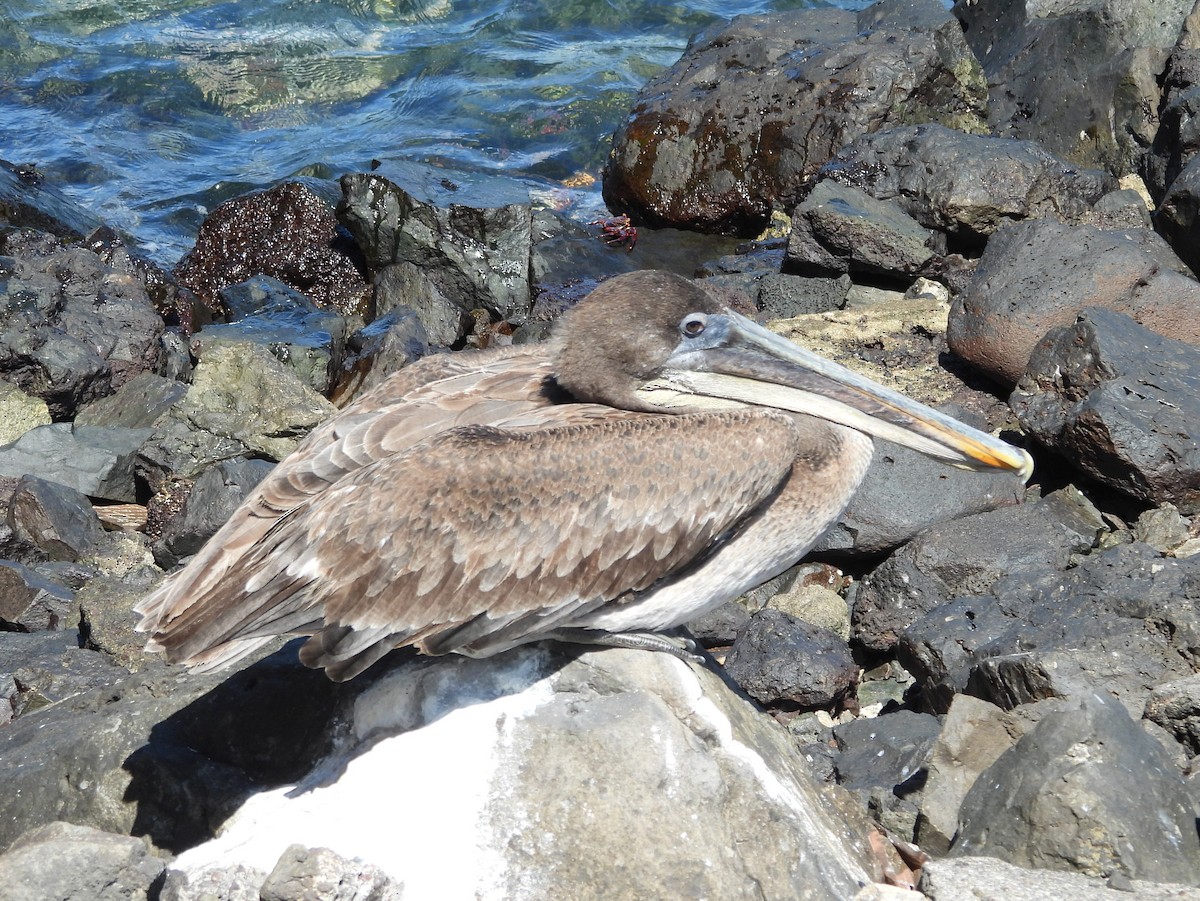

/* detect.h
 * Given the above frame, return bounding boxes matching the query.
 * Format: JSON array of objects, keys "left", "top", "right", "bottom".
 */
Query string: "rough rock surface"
[
  {"left": 173, "top": 182, "right": 369, "bottom": 318},
  {"left": 948, "top": 219, "right": 1200, "bottom": 386},
  {"left": 0, "top": 821, "right": 165, "bottom": 901},
  {"left": 818, "top": 124, "right": 1115, "bottom": 251},
  {"left": 955, "top": 0, "right": 1193, "bottom": 175},
  {"left": 953, "top": 693, "right": 1200, "bottom": 884},
  {"left": 1012, "top": 307, "right": 1200, "bottom": 512},
  {"left": 603, "top": 3, "right": 987, "bottom": 233}
]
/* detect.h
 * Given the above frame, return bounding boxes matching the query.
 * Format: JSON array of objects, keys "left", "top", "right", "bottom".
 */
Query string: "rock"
[
  {"left": 0, "top": 243, "right": 166, "bottom": 418},
  {"left": 74, "top": 372, "right": 188, "bottom": 430},
  {"left": 163, "top": 648, "right": 883, "bottom": 899},
  {"left": 77, "top": 566, "right": 162, "bottom": 670},
  {"left": 1154, "top": 155, "right": 1200, "bottom": 276},
  {"left": 955, "top": 0, "right": 1192, "bottom": 175},
  {"left": 853, "top": 490, "right": 1100, "bottom": 654},
  {"left": 767, "top": 584, "right": 851, "bottom": 641},
  {"left": 337, "top": 173, "right": 533, "bottom": 324},
  {"left": 173, "top": 182, "right": 370, "bottom": 319},
  {"left": 1134, "top": 503, "right": 1193, "bottom": 553},
  {"left": 1144, "top": 674, "right": 1200, "bottom": 757},
  {"left": 372, "top": 261, "right": 471, "bottom": 348},
  {"left": 338, "top": 306, "right": 430, "bottom": 396},
  {"left": 921, "top": 855, "right": 1200, "bottom": 901},
  {"left": 832, "top": 709, "right": 941, "bottom": 794},
  {"left": 953, "top": 692, "right": 1200, "bottom": 884},
  {"left": 602, "top": 4, "right": 986, "bottom": 234},
  {"left": 914, "top": 695, "right": 1026, "bottom": 855},
  {"left": 723, "top": 608, "right": 858, "bottom": 710},
  {"left": 0, "top": 559, "right": 75, "bottom": 632},
  {"left": 0, "top": 821, "right": 165, "bottom": 901},
  {"left": 1142, "top": 5, "right": 1200, "bottom": 199},
  {"left": 0, "top": 423, "right": 153, "bottom": 503},
  {"left": 685, "top": 601, "right": 751, "bottom": 649},
  {"left": 1011, "top": 307, "right": 1200, "bottom": 512},
  {"left": 948, "top": 219, "right": 1200, "bottom": 386},
  {"left": 756, "top": 272, "right": 850, "bottom": 318},
  {"left": 192, "top": 276, "right": 349, "bottom": 394},
  {"left": 138, "top": 343, "right": 335, "bottom": 486},
  {"left": 6, "top": 475, "right": 106, "bottom": 563},
  {"left": 259, "top": 845, "right": 403, "bottom": 901},
  {"left": 0, "top": 380, "right": 50, "bottom": 446},
  {"left": 160, "top": 864, "right": 267, "bottom": 901},
  {"left": 899, "top": 542, "right": 1200, "bottom": 715},
  {"left": 786, "top": 181, "right": 936, "bottom": 279},
  {"left": 813, "top": 427, "right": 1027, "bottom": 557},
  {"left": 0, "top": 631, "right": 123, "bottom": 721},
  {"left": 818, "top": 124, "right": 1115, "bottom": 251},
  {"left": 0, "top": 161, "right": 105, "bottom": 241},
  {"left": 152, "top": 457, "right": 274, "bottom": 569}
]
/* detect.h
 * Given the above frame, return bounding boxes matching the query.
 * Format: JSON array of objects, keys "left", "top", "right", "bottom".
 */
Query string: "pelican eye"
[{"left": 680, "top": 313, "right": 708, "bottom": 337}]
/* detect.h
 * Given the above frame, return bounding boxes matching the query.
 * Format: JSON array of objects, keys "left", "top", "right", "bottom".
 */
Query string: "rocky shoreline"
[{"left": 3, "top": 0, "right": 1200, "bottom": 898}]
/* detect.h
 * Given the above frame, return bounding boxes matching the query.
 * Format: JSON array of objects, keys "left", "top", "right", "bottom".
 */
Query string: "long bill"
[{"left": 636, "top": 310, "right": 1034, "bottom": 481}]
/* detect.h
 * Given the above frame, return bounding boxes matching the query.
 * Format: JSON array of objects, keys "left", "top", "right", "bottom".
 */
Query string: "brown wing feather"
[
  {"left": 134, "top": 344, "right": 560, "bottom": 635},
  {"left": 143, "top": 409, "right": 801, "bottom": 676}
]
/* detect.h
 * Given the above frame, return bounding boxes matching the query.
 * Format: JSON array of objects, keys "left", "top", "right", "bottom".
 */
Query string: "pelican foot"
[{"left": 547, "top": 628, "right": 705, "bottom": 663}]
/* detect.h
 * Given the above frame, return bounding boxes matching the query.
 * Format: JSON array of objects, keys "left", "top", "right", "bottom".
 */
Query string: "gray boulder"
[
  {"left": 948, "top": 219, "right": 1200, "bottom": 386},
  {"left": 602, "top": 4, "right": 986, "bottom": 234},
  {"left": 953, "top": 692, "right": 1200, "bottom": 884},
  {"left": 0, "top": 821, "right": 165, "bottom": 901},
  {"left": 1012, "top": 307, "right": 1200, "bottom": 512}
]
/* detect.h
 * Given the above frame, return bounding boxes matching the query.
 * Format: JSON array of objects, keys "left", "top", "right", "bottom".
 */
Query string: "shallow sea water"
[{"left": 2, "top": 0, "right": 888, "bottom": 264}]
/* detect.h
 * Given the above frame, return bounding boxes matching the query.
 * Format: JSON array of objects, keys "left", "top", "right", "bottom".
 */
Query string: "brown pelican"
[{"left": 136, "top": 270, "right": 1031, "bottom": 680}]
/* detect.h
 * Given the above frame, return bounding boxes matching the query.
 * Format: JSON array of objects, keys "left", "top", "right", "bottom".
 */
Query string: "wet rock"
[
  {"left": 814, "top": 428, "right": 1027, "bottom": 558},
  {"left": 786, "top": 180, "right": 937, "bottom": 279},
  {"left": 173, "top": 182, "right": 369, "bottom": 319},
  {"left": 161, "top": 647, "right": 883, "bottom": 900},
  {"left": 0, "top": 821, "right": 165, "bottom": 901},
  {"left": 0, "top": 243, "right": 165, "bottom": 418},
  {"left": 723, "top": 608, "right": 857, "bottom": 710},
  {"left": 948, "top": 219, "right": 1200, "bottom": 386},
  {"left": 193, "top": 275, "right": 349, "bottom": 395},
  {"left": 6, "top": 475, "right": 105, "bottom": 563},
  {"left": 338, "top": 173, "right": 533, "bottom": 325},
  {"left": 1144, "top": 674, "right": 1200, "bottom": 758},
  {"left": 530, "top": 209, "right": 639, "bottom": 314},
  {"left": 338, "top": 306, "right": 430, "bottom": 396},
  {"left": 0, "top": 559, "right": 75, "bottom": 632},
  {"left": 953, "top": 692, "right": 1200, "bottom": 884},
  {"left": 818, "top": 124, "right": 1115, "bottom": 252},
  {"left": 0, "top": 423, "right": 152, "bottom": 503},
  {"left": 914, "top": 695, "right": 1026, "bottom": 855},
  {"left": 832, "top": 709, "right": 940, "bottom": 795},
  {"left": 922, "top": 855, "right": 1200, "bottom": 901},
  {"left": 955, "top": 0, "right": 1192, "bottom": 175},
  {"left": 259, "top": 844, "right": 403, "bottom": 901},
  {"left": 153, "top": 457, "right": 275, "bottom": 570},
  {"left": 372, "top": 261, "right": 470, "bottom": 347},
  {"left": 0, "top": 161, "right": 105, "bottom": 242},
  {"left": 0, "top": 380, "right": 50, "bottom": 446},
  {"left": 603, "top": 4, "right": 986, "bottom": 234},
  {"left": 853, "top": 490, "right": 1100, "bottom": 654},
  {"left": 899, "top": 543, "right": 1200, "bottom": 715},
  {"left": 1012, "top": 307, "right": 1200, "bottom": 512}
]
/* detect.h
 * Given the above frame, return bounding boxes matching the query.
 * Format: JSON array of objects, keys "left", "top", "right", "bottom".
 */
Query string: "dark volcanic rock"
[
  {"left": 1144, "top": 674, "right": 1200, "bottom": 757},
  {"left": 339, "top": 306, "right": 430, "bottom": 395},
  {"left": 173, "top": 182, "right": 369, "bottom": 319},
  {"left": 1153, "top": 155, "right": 1200, "bottom": 277},
  {"left": 786, "top": 181, "right": 937, "bottom": 280},
  {"left": 898, "top": 543, "right": 1200, "bottom": 715},
  {"left": 1011, "top": 307, "right": 1200, "bottom": 512},
  {"left": 1142, "top": 6, "right": 1200, "bottom": 199},
  {"left": 723, "top": 608, "right": 857, "bottom": 710},
  {"left": 153, "top": 457, "right": 274, "bottom": 570},
  {"left": 6, "top": 475, "right": 105, "bottom": 563},
  {"left": 955, "top": 0, "right": 1192, "bottom": 175},
  {"left": 948, "top": 219, "right": 1200, "bottom": 386},
  {"left": 953, "top": 692, "right": 1200, "bottom": 884},
  {"left": 852, "top": 490, "right": 1101, "bottom": 654},
  {"left": 0, "top": 161, "right": 104, "bottom": 242},
  {"left": 337, "top": 173, "right": 533, "bottom": 327},
  {"left": 0, "top": 821, "right": 165, "bottom": 901},
  {"left": 0, "top": 244, "right": 165, "bottom": 418},
  {"left": 603, "top": 4, "right": 986, "bottom": 234},
  {"left": 832, "top": 710, "right": 941, "bottom": 793},
  {"left": 818, "top": 124, "right": 1116, "bottom": 251},
  {"left": 0, "top": 423, "right": 153, "bottom": 503}
]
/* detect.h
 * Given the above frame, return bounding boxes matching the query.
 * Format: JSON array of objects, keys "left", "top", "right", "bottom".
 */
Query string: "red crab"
[{"left": 591, "top": 214, "right": 638, "bottom": 252}]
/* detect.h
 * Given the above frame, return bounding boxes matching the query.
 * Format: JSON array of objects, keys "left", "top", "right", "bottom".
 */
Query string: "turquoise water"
[{"left": 1, "top": 0, "right": 880, "bottom": 264}]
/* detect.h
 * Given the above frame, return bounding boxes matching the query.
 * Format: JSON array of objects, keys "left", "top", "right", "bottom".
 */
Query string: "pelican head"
[{"left": 555, "top": 270, "right": 1032, "bottom": 479}]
